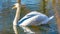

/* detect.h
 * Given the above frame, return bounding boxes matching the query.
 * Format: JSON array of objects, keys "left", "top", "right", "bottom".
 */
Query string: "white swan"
[{"left": 13, "top": 3, "right": 54, "bottom": 33}]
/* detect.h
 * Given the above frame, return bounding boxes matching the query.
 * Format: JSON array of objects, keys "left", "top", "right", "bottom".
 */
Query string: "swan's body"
[
  {"left": 18, "top": 11, "right": 54, "bottom": 26},
  {"left": 17, "top": 11, "right": 54, "bottom": 33}
]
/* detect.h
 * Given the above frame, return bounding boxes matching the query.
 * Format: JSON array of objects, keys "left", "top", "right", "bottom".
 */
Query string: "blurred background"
[{"left": 0, "top": 0, "right": 59, "bottom": 34}]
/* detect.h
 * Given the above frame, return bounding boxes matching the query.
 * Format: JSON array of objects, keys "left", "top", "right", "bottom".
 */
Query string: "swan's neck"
[{"left": 13, "top": 3, "right": 20, "bottom": 25}]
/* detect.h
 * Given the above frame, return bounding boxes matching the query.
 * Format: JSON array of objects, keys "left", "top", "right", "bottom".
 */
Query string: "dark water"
[{"left": 0, "top": 0, "right": 58, "bottom": 34}]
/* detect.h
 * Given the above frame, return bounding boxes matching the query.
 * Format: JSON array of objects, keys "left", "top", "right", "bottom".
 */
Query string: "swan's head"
[{"left": 12, "top": 3, "right": 19, "bottom": 9}]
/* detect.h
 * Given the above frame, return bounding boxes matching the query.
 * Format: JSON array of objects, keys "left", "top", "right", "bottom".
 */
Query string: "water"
[
  {"left": 0, "top": 0, "right": 58, "bottom": 34},
  {"left": 21, "top": 0, "right": 42, "bottom": 11}
]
